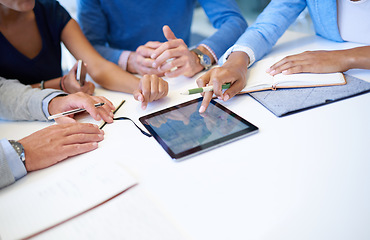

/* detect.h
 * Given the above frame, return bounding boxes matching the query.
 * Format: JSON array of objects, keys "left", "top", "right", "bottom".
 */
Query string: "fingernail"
[
  {"left": 151, "top": 54, "right": 156, "bottom": 59},
  {"left": 98, "top": 134, "right": 104, "bottom": 139},
  {"left": 269, "top": 70, "right": 276, "bottom": 75},
  {"left": 138, "top": 95, "right": 144, "bottom": 102},
  {"left": 100, "top": 129, "right": 105, "bottom": 134},
  {"left": 199, "top": 106, "right": 205, "bottom": 113},
  {"left": 224, "top": 94, "right": 230, "bottom": 101},
  {"left": 92, "top": 142, "right": 98, "bottom": 147},
  {"left": 152, "top": 62, "right": 157, "bottom": 68},
  {"left": 266, "top": 67, "right": 271, "bottom": 73},
  {"left": 141, "top": 104, "right": 147, "bottom": 110},
  {"left": 218, "top": 96, "right": 222, "bottom": 100},
  {"left": 282, "top": 70, "right": 288, "bottom": 75}
]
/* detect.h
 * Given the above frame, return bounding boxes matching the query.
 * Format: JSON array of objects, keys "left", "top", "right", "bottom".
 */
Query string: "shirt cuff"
[
  {"left": 42, "top": 92, "right": 68, "bottom": 119},
  {"left": 118, "top": 51, "right": 132, "bottom": 71},
  {"left": 219, "top": 44, "right": 256, "bottom": 68},
  {"left": 1, "top": 139, "right": 27, "bottom": 181}
]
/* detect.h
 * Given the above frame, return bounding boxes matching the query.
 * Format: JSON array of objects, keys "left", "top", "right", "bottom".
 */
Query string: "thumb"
[
  {"left": 133, "top": 91, "right": 148, "bottom": 110},
  {"left": 71, "top": 61, "right": 78, "bottom": 75},
  {"left": 133, "top": 89, "right": 144, "bottom": 102},
  {"left": 163, "top": 25, "right": 177, "bottom": 41},
  {"left": 223, "top": 81, "right": 245, "bottom": 101}
]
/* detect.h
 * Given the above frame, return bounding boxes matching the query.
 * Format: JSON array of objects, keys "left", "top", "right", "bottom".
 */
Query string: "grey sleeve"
[
  {"left": 0, "top": 77, "right": 64, "bottom": 121},
  {"left": 0, "top": 142, "right": 16, "bottom": 189}
]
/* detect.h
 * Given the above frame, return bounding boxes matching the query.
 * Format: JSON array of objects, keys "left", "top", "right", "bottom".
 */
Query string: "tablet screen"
[{"left": 139, "top": 98, "right": 258, "bottom": 160}]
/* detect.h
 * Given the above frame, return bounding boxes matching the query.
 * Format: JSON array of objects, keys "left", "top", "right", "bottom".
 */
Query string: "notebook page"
[
  {"left": 274, "top": 72, "right": 346, "bottom": 88},
  {"left": 243, "top": 57, "right": 275, "bottom": 92}
]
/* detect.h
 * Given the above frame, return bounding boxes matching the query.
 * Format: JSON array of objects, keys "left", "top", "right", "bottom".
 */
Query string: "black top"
[{"left": 0, "top": 0, "right": 71, "bottom": 84}]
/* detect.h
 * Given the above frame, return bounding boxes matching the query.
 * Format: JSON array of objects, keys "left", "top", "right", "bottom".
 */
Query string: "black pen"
[{"left": 48, "top": 103, "right": 105, "bottom": 120}]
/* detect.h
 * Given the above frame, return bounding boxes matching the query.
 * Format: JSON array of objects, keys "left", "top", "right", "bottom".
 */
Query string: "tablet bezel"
[{"left": 139, "top": 98, "right": 258, "bottom": 161}]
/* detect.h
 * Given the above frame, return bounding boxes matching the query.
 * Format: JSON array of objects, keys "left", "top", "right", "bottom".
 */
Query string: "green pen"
[{"left": 180, "top": 83, "right": 231, "bottom": 95}]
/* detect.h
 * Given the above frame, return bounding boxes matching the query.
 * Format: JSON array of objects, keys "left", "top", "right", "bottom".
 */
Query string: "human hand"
[
  {"left": 18, "top": 123, "right": 104, "bottom": 171},
  {"left": 266, "top": 50, "right": 351, "bottom": 76},
  {"left": 151, "top": 25, "right": 203, "bottom": 78},
  {"left": 127, "top": 41, "right": 164, "bottom": 76},
  {"left": 48, "top": 92, "right": 115, "bottom": 124},
  {"left": 62, "top": 61, "right": 95, "bottom": 94},
  {"left": 196, "top": 51, "right": 249, "bottom": 113},
  {"left": 133, "top": 74, "right": 168, "bottom": 110}
]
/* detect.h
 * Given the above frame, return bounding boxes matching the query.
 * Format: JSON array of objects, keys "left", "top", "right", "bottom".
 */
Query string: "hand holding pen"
[
  {"left": 48, "top": 92, "right": 115, "bottom": 124},
  {"left": 181, "top": 83, "right": 231, "bottom": 95},
  {"left": 194, "top": 52, "right": 249, "bottom": 113}
]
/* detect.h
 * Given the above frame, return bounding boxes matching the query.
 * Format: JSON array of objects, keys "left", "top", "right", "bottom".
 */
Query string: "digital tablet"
[{"left": 139, "top": 98, "right": 258, "bottom": 161}]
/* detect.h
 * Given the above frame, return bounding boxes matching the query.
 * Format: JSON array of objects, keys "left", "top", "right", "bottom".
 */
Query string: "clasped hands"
[{"left": 127, "top": 25, "right": 203, "bottom": 78}]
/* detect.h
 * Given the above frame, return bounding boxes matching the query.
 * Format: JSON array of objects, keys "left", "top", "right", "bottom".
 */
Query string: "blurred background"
[{"left": 58, "top": 0, "right": 313, "bottom": 70}]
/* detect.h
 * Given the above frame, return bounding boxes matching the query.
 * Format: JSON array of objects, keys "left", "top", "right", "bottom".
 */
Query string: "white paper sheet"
[
  {"left": 33, "top": 186, "right": 190, "bottom": 240},
  {"left": 0, "top": 148, "right": 137, "bottom": 240}
]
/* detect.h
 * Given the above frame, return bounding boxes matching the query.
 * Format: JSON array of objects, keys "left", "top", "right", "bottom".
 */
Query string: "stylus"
[
  {"left": 180, "top": 83, "right": 231, "bottom": 95},
  {"left": 48, "top": 103, "right": 105, "bottom": 120}
]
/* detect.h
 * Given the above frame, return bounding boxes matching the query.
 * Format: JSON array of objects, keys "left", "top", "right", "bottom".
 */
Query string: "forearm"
[
  {"left": 31, "top": 77, "right": 62, "bottom": 90},
  {"left": 0, "top": 78, "right": 62, "bottom": 121},
  {"left": 199, "top": 0, "right": 247, "bottom": 59},
  {"left": 233, "top": 0, "right": 306, "bottom": 63},
  {"left": 344, "top": 46, "right": 370, "bottom": 70},
  {"left": 62, "top": 19, "right": 140, "bottom": 94},
  {"left": 89, "top": 61, "right": 140, "bottom": 93},
  {"left": 93, "top": 44, "right": 124, "bottom": 65},
  {"left": 200, "top": 19, "right": 247, "bottom": 60}
]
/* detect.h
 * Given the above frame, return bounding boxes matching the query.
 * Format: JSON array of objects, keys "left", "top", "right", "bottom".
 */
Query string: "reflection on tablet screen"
[
  {"left": 146, "top": 100, "right": 248, "bottom": 154},
  {"left": 140, "top": 98, "right": 258, "bottom": 160}
]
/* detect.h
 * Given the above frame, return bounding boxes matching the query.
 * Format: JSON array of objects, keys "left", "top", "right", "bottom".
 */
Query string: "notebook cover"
[{"left": 248, "top": 74, "right": 370, "bottom": 117}]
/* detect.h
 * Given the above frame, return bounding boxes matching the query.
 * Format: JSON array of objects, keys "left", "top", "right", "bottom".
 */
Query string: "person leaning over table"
[
  {"left": 196, "top": 0, "right": 370, "bottom": 113},
  {"left": 0, "top": 76, "right": 116, "bottom": 189},
  {"left": 0, "top": 0, "right": 168, "bottom": 110},
  {"left": 77, "top": 0, "right": 247, "bottom": 78}
]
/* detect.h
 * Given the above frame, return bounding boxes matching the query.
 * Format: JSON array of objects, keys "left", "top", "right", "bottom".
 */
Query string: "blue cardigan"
[
  {"left": 77, "top": 0, "right": 247, "bottom": 64},
  {"left": 221, "top": 0, "right": 343, "bottom": 65}
]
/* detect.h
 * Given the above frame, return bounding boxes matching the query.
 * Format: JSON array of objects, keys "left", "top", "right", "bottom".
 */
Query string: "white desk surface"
[{"left": 1, "top": 31, "right": 370, "bottom": 240}]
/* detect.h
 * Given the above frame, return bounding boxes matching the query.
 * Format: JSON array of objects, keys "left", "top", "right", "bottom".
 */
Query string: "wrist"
[
  {"left": 9, "top": 140, "right": 26, "bottom": 169},
  {"left": 118, "top": 51, "right": 131, "bottom": 71},
  {"left": 224, "top": 51, "right": 250, "bottom": 75},
  {"left": 197, "top": 45, "right": 215, "bottom": 64},
  {"left": 48, "top": 96, "right": 64, "bottom": 116},
  {"left": 342, "top": 49, "right": 357, "bottom": 70},
  {"left": 40, "top": 80, "right": 45, "bottom": 90},
  {"left": 226, "top": 52, "right": 250, "bottom": 68},
  {"left": 191, "top": 48, "right": 212, "bottom": 75},
  {"left": 127, "top": 52, "right": 138, "bottom": 74},
  {"left": 191, "top": 50, "right": 205, "bottom": 73},
  {"left": 59, "top": 75, "right": 67, "bottom": 92}
]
